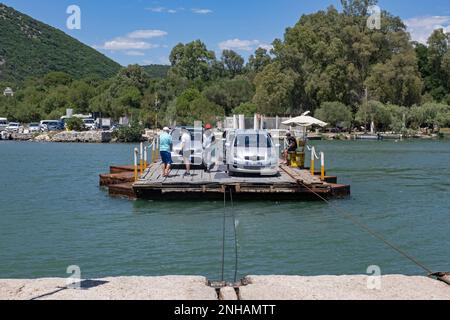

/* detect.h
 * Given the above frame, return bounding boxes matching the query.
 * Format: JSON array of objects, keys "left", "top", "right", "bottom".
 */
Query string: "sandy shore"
[{"left": 0, "top": 275, "right": 449, "bottom": 300}]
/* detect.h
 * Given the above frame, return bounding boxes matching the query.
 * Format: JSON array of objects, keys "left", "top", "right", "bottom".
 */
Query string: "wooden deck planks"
[{"left": 135, "top": 163, "right": 311, "bottom": 189}]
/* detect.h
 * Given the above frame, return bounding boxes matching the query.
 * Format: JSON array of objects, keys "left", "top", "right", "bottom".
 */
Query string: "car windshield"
[
  {"left": 84, "top": 120, "right": 94, "bottom": 124},
  {"left": 30, "top": 123, "right": 39, "bottom": 126},
  {"left": 234, "top": 134, "right": 272, "bottom": 148}
]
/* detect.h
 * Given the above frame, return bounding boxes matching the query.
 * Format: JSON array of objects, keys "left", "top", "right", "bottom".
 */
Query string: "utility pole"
[
  {"left": 364, "top": 87, "right": 369, "bottom": 133},
  {"left": 154, "top": 94, "right": 160, "bottom": 130}
]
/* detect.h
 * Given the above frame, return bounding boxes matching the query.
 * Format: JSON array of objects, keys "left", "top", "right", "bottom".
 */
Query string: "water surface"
[{"left": 0, "top": 140, "right": 449, "bottom": 280}]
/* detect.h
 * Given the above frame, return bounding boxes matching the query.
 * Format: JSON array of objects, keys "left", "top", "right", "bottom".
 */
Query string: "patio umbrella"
[{"left": 282, "top": 111, "right": 328, "bottom": 127}]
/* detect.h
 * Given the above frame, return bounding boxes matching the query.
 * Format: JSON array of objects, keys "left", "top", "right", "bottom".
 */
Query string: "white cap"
[{"left": 163, "top": 127, "right": 170, "bottom": 132}]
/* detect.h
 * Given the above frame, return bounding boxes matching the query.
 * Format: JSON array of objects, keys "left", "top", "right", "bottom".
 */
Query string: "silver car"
[
  {"left": 6, "top": 122, "right": 20, "bottom": 133},
  {"left": 227, "top": 130, "right": 279, "bottom": 176},
  {"left": 28, "top": 123, "right": 41, "bottom": 133}
]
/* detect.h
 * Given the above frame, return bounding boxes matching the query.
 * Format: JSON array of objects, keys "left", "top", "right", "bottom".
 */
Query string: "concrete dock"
[
  {"left": 100, "top": 163, "right": 350, "bottom": 201},
  {"left": 1, "top": 275, "right": 449, "bottom": 300}
]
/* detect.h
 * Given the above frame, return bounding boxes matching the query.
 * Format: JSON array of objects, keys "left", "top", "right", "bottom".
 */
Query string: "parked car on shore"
[
  {"left": 28, "top": 123, "right": 41, "bottom": 133},
  {"left": 0, "top": 118, "right": 8, "bottom": 132},
  {"left": 40, "top": 120, "right": 64, "bottom": 132},
  {"left": 227, "top": 130, "right": 279, "bottom": 177},
  {"left": 83, "top": 118, "right": 96, "bottom": 130},
  {"left": 6, "top": 122, "right": 21, "bottom": 133}
]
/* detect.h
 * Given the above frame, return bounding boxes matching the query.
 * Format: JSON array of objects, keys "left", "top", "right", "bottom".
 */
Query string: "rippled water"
[{"left": 0, "top": 140, "right": 449, "bottom": 280}]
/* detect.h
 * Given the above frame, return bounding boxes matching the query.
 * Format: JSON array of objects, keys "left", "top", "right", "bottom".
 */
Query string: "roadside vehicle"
[
  {"left": 28, "top": 123, "right": 41, "bottom": 133},
  {"left": 6, "top": 122, "right": 20, "bottom": 133},
  {"left": 83, "top": 118, "right": 96, "bottom": 130},
  {"left": 227, "top": 130, "right": 279, "bottom": 177},
  {"left": 0, "top": 118, "right": 8, "bottom": 131},
  {"left": 40, "top": 120, "right": 63, "bottom": 132}
]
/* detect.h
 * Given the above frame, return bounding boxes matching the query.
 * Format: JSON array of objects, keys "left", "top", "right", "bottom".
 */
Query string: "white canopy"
[{"left": 282, "top": 111, "right": 328, "bottom": 128}]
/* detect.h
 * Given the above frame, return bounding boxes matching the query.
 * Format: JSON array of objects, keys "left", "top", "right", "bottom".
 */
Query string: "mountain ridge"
[{"left": 0, "top": 3, "right": 121, "bottom": 84}]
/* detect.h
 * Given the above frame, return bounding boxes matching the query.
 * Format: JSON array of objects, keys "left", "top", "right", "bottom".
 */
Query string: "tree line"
[{"left": 0, "top": 0, "right": 449, "bottom": 132}]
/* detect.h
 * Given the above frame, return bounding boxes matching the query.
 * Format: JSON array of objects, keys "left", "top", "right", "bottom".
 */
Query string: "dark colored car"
[{"left": 47, "top": 121, "right": 64, "bottom": 131}]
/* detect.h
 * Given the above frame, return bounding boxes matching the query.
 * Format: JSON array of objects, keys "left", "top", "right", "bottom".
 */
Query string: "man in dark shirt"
[{"left": 283, "top": 133, "right": 298, "bottom": 164}]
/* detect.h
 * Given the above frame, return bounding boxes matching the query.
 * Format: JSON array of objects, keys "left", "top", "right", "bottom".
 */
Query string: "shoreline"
[
  {"left": 1, "top": 275, "right": 449, "bottom": 300},
  {"left": 0, "top": 131, "right": 446, "bottom": 144}
]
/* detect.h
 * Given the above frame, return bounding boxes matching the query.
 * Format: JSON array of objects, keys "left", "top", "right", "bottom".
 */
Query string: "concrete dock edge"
[{"left": 1, "top": 275, "right": 449, "bottom": 300}]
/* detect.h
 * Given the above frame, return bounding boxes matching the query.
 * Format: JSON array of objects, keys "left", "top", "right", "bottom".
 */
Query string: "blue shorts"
[{"left": 160, "top": 151, "right": 173, "bottom": 165}]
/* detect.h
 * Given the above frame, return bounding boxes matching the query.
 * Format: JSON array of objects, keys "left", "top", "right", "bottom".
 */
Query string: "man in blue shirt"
[{"left": 159, "top": 127, "right": 173, "bottom": 177}]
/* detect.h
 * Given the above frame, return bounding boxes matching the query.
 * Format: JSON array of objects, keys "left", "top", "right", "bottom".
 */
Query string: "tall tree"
[
  {"left": 169, "top": 40, "right": 216, "bottom": 81},
  {"left": 248, "top": 48, "right": 272, "bottom": 73},
  {"left": 221, "top": 50, "right": 244, "bottom": 78},
  {"left": 253, "top": 62, "right": 298, "bottom": 115},
  {"left": 425, "top": 29, "right": 450, "bottom": 101}
]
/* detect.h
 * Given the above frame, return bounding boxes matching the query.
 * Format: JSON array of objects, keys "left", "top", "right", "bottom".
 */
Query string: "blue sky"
[{"left": 2, "top": 0, "right": 450, "bottom": 66}]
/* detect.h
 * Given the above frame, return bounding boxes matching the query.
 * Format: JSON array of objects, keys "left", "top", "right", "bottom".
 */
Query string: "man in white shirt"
[{"left": 180, "top": 127, "right": 192, "bottom": 176}]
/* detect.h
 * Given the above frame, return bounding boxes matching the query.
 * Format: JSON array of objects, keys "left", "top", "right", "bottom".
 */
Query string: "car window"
[{"left": 234, "top": 134, "right": 272, "bottom": 148}]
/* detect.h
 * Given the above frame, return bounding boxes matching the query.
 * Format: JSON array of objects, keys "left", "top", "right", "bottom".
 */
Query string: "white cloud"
[
  {"left": 127, "top": 29, "right": 168, "bottom": 39},
  {"left": 219, "top": 39, "right": 270, "bottom": 52},
  {"left": 146, "top": 7, "right": 180, "bottom": 14},
  {"left": 147, "top": 7, "right": 166, "bottom": 13},
  {"left": 146, "top": 7, "right": 211, "bottom": 15},
  {"left": 257, "top": 43, "right": 274, "bottom": 51},
  {"left": 404, "top": 16, "right": 450, "bottom": 44},
  {"left": 97, "top": 38, "right": 159, "bottom": 51},
  {"left": 94, "top": 29, "right": 167, "bottom": 52},
  {"left": 192, "top": 8, "right": 213, "bottom": 15}
]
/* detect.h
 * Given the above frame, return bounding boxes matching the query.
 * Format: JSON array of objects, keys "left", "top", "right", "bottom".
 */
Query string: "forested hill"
[
  {"left": 0, "top": 3, "right": 121, "bottom": 84},
  {"left": 142, "top": 64, "right": 170, "bottom": 79}
]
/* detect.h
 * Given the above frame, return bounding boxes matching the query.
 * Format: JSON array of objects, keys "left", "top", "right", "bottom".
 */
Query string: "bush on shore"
[
  {"left": 65, "top": 117, "right": 85, "bottom": 131},
  {"left": 113, "top": 122, "right": 144, "bottom": 143}
]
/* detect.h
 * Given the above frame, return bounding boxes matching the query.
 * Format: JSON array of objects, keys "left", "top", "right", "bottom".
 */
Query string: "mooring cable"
[
  {"left": 298, "top": 181, "right": 434, "bottom": 275},
  {"left": 229, "top": 188, "right": 239, "bottom": 283}
]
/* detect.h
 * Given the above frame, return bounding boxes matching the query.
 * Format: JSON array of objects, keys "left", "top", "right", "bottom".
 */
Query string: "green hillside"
[
  {"left": 0, "top": 3, "right": 121, "bottom": 84},
  {"left": 142, "top": 64, "right": 170, "bottom": 79}
]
